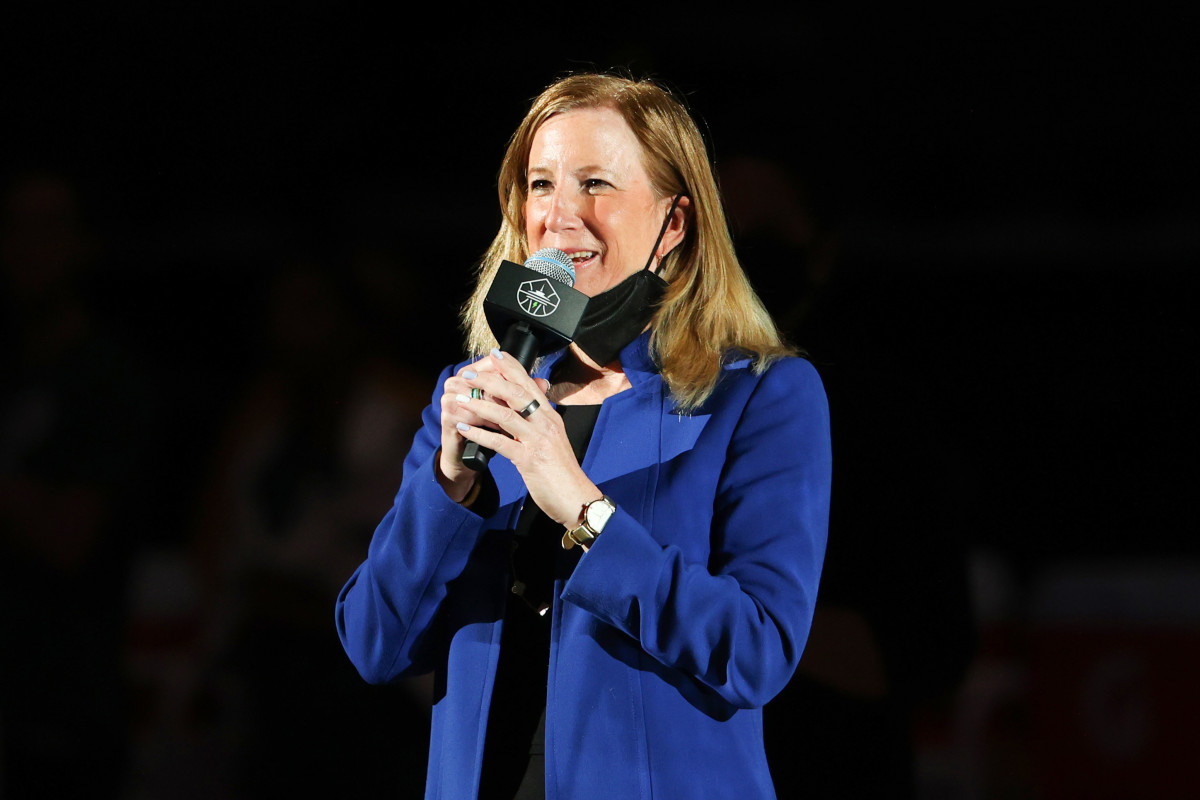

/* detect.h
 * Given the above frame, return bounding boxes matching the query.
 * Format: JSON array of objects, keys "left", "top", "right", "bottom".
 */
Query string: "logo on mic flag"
[{"left": 517, "top": 279, "right": 560, "bottom": 318}]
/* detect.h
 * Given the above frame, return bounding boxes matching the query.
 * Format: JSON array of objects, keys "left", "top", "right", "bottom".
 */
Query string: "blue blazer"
[{"left": 336, "top": 333, "right": 831, "bottom": 799}]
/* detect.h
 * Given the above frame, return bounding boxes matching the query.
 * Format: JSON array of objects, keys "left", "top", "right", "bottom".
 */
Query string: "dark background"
[{"left": 2, "top": 6, "right": 1197, "bottom": 798}]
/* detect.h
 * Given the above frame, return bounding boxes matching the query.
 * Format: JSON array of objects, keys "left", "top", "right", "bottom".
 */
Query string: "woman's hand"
[
  {"left": 436, "top": 360, "right": 493, "bottom": 503},
  {"left": 445, "top": 349, "right": 599, "bottom": 526}
]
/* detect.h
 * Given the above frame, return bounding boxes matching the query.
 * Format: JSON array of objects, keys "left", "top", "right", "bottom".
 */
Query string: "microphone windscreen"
[{"left": 524, "top": 247, "right": 575, "bottom": 287}]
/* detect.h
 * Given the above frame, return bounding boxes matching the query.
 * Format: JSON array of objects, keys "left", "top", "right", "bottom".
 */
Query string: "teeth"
[{"left": 570, "top": 251, "right": 596, "bottom": 262}]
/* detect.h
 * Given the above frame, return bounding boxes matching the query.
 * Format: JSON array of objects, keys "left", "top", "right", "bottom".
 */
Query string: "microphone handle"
[{"left": 461, "top": 321, "right": 540, "bottom": 471}]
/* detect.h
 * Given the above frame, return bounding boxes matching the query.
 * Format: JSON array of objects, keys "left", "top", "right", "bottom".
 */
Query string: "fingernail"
[
  {"left": 456, "top": 422, "right": 470, "bottom": 432},
  {"left": 463, "top": 370, "right": 477, "bottom": 379},
  {"left": 455, "top": 393, "right": 471, "bottom": 404},
  {"left": 490, "top": 347, "right": 504, "bottom": 359}
]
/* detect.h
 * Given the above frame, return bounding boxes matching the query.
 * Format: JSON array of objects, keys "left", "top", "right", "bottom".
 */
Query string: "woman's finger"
[
  {"left": 440, "top": 391, "right": 491, "bottom": 430},
  {"left": 453, "top": 391, "right": 536, "bottom": 440},
  {"left": 453, "top": 420, "right": 516, "bottom": 460},
  {"left": 485, "top": 348, "right": 543, "bottom": 391},
  {"left": 461, "top": 369, "right": 539, "bottom": 416}
]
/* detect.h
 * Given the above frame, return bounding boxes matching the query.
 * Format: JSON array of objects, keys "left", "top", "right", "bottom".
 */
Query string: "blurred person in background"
[
  {"left": 721, "top": 154, "right": 976, "bottom": 798},
  {"left": 188, "top": 260, "right": 432, "bottom": 797},
  {"left": 0, "top": 170, "right": 154, "bottom": 798}
]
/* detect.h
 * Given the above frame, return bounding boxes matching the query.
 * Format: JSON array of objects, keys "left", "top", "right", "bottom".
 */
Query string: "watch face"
[{"left": 585, "top": 498, "right": 615, "bottom": 532}]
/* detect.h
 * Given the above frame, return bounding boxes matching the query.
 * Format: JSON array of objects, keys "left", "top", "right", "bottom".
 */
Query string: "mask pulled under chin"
[{"left": 570, "top": 268, "right": 669, "bottom": 366}]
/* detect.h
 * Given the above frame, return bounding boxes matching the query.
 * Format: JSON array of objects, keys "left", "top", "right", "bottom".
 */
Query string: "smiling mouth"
[{"left": 568, "top": 250, "right": 598, "bottom": 267}]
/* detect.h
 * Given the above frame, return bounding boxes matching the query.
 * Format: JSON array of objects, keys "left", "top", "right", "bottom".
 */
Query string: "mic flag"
[
  {"left": 480, "top": 248, "right": 588, "bottom": 359},
  {"left": 462, "top": 249, "right": 589, "bottom": 471}
]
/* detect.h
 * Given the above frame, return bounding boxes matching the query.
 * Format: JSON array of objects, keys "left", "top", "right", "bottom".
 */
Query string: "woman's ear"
[{"left": 656, "top": 195, "right": 690, "bottom": 267}]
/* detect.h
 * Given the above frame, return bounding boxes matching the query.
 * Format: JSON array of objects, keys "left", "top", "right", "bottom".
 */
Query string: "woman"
[{"left": 336, "top": 74, "right": 832, "bottom": 799}]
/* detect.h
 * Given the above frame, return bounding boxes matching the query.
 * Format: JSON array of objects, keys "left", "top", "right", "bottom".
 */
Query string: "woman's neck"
[{"left": 548, "top": 344, "right": 632, "bottom": 405}]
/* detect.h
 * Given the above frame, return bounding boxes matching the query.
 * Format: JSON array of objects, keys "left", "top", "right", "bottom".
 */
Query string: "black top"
[{"left": 478, "top": 403, "right": 601, "bottom": 800}]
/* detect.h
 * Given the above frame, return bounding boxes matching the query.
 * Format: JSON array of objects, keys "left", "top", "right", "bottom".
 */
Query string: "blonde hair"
[{"left": 463, "top": 73, "right": 794, "bottom": 412}]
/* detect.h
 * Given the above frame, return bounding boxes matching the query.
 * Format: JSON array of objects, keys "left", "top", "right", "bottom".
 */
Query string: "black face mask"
[{"left": 571, "top": 194, "right": 683, "bottom": 366}]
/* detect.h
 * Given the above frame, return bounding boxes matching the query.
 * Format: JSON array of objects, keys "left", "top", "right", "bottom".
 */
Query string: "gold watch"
[{"left": 562, "top": 496, "right": 616, "bottom": 552}]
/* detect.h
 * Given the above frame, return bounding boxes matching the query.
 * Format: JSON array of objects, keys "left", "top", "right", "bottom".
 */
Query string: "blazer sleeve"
[
  {"left": 335, "top": 365, "right": 490, "bottom": 684},
  {"left": 560, "top": 357, "right": 832, "bottom": 709}
]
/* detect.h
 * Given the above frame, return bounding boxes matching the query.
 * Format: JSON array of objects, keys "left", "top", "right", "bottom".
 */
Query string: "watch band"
[{"left": 562, "top": 495, "right": 616, "bottom": 552}]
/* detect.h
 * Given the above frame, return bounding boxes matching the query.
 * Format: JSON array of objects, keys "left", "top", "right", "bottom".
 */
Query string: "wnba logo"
[{"left": 517, "top": 279, "right": 560, "bottom": 318}]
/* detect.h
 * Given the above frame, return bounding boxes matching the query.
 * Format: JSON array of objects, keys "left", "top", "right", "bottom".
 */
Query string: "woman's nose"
[{"left": 545, "top": 187, "right": 581, "bottom": 232}]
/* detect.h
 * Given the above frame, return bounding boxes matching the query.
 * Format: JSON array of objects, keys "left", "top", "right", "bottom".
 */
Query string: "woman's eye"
[
  {"left": 528, "top": 179, "right": 551, "bottom": 193},
  {"left": 584, "top": 178, "right": 610, "bottom": 192}
]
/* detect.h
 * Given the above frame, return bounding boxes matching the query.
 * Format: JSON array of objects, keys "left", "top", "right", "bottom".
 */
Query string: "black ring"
[{"left": 518, "top": 399, "right": 541, "bottom": 418}]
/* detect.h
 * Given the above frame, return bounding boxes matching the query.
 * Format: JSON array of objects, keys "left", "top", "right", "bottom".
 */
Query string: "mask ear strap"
[{"left": 643, "top": 193, "right": 686, "bottom": 273}]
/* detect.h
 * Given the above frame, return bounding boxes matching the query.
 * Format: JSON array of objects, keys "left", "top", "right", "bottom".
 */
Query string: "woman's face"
[{"left": 524, "top": 107, "right": 682, "bottom": 298}]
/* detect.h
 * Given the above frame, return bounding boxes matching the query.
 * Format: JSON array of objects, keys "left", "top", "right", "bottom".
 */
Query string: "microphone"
[{"left": 461, "top": 248, "right": 589, "bottom": 471}]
